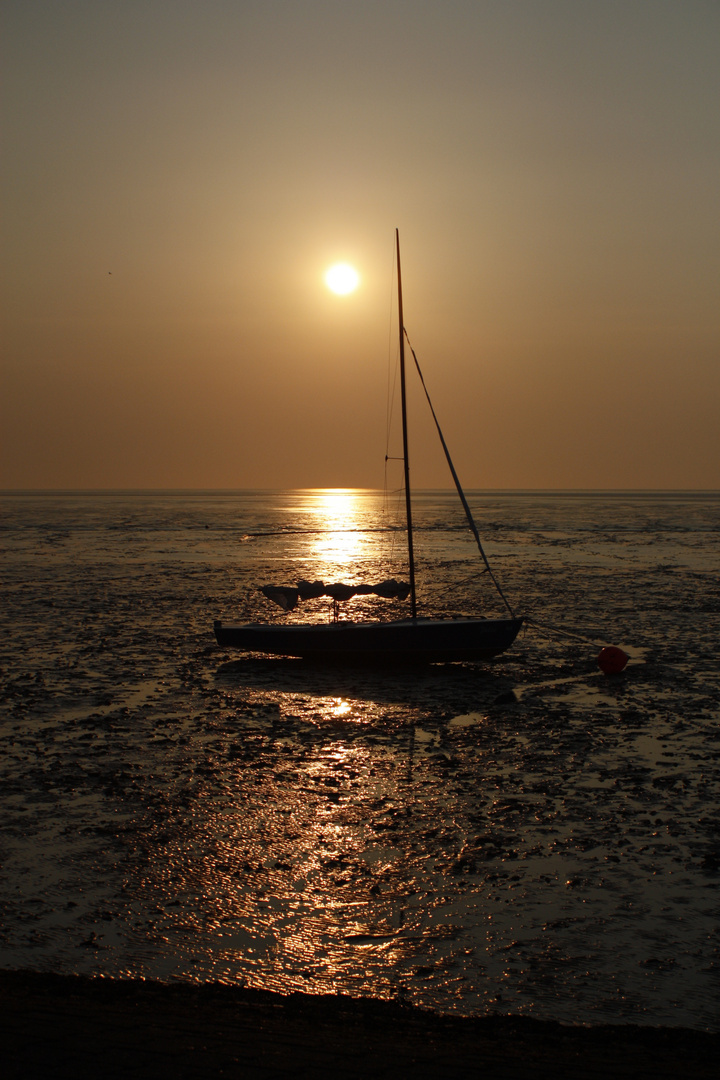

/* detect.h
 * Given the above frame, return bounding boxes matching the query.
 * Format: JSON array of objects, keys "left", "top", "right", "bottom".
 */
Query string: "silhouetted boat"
[{"left": 214, "top": 231, "right": 523, "bottom": 663}]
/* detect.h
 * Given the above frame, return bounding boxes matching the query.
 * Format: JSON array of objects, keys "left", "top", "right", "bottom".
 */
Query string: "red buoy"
[{"left": 597, "top": 646, "right": 629, "bottom": 674}]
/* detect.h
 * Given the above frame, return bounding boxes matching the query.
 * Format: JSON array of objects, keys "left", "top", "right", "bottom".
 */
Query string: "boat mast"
[{"left": 396, "top": 229, "right": 417, "bottom": 619}]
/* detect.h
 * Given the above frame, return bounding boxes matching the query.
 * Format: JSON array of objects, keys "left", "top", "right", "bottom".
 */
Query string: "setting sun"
[{"left": 324, "top": 263, "right": 360, "bottom": 295}]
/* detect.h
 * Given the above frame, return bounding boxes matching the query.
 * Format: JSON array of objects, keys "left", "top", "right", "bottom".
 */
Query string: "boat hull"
[{"left": 213, "top": 616, "right": 524, "bottom": 664}]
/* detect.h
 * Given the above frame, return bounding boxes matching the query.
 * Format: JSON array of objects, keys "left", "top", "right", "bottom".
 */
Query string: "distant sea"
[{"left": 1, "top": 490, "right": 718, "bottom": 1029}]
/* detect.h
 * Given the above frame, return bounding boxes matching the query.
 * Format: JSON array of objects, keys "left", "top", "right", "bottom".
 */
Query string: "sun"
[{"left": 325, "top": 263, "right": 360, "bottom": 295}]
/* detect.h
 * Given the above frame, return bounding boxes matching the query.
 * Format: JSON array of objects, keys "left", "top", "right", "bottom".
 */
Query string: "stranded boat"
[{"left": 214, "top": 231, "right": 523, "bottom": 663}]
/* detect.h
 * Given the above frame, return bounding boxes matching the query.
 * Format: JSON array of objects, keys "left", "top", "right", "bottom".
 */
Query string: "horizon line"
[{"left": 2, "top": 487, "right": 718, "bottom": 496}]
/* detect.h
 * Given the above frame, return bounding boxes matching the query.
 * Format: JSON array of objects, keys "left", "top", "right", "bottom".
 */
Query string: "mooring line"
[{"left": 524, "top": 615, "right": 608, "bottom": 649}]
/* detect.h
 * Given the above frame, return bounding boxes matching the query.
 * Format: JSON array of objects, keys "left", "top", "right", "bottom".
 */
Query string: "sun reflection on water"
[
  {"left": 301, "top": 489, "right": 374, "bottom": 571},
  {"left": 325, "top": 699, "right": 351, "bottom": 719}
]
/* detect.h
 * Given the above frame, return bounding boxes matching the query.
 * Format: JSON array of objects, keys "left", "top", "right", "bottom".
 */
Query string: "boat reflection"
[{"left": 214, "top": 655, "right": 515, "bottom": 717}]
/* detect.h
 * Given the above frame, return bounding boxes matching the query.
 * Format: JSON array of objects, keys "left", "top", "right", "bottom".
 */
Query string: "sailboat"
[{"left": 213, "top": 231, "right": 524, "bottom": 663}]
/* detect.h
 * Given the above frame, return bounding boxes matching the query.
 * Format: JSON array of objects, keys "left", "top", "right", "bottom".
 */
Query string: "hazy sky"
[{"left": 2, "top": 0, "right": 718, "bottom": 489}]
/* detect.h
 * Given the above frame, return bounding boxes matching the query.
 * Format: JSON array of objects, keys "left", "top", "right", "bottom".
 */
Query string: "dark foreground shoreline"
[{"left": 2, "top": 971, "right": 718, "bottom": 1079}]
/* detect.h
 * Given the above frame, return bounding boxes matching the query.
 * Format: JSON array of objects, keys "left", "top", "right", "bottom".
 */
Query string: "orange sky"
[{"left": 2, "top": 1, "right": 719, "bottom": 490}]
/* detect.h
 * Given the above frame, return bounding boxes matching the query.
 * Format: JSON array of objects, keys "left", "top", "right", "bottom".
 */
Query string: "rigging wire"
[
  {"left": 403, "top": 327, "right": 516, "bottom": 618},
  {"left": 382, "top": 236, "right": 516, "bottom": 620}
]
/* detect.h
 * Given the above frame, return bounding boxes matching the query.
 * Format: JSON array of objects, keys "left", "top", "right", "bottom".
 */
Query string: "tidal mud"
[{"left": 1, "top": 491, "right": 718, "bottom": 1029}]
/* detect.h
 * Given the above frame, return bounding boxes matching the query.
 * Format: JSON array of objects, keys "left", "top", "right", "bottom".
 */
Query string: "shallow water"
[{"left": 1, "top": 490, "right": 719, "bottom": 1029}]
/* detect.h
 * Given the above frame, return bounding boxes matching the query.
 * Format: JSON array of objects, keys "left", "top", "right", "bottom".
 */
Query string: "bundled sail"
[{"left": 260, "top": 579, "right": 411, "bottom": 612}]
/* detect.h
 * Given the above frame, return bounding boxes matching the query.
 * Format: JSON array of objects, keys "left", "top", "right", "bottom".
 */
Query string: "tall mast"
[{"left": 396, "top": 228, "right": 417, "bottom": 619}]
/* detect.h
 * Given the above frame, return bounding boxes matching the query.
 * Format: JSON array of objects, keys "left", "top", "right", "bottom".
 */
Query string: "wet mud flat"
[
  {"left": 2, "top": 970, "right": 718, "bottom": 1080},
  {"left": 1, "top": 492, "right": 719, "bottom": 1032}
]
